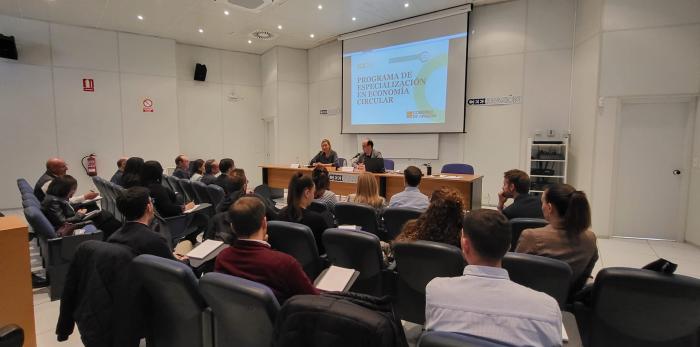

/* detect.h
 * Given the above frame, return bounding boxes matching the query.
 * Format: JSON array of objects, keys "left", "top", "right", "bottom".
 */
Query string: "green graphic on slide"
[{"left": 413, "top": 53, "right": 448, "bottom": 123}]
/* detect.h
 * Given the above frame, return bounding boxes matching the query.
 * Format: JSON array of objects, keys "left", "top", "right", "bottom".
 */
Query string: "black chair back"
[
  {"left": 91, "top": 176, "right": 111, "bottom": 214},
  {"left": 502, "top": 252, "right": 572, "bottom": 307},
  {"left": 392, "top": 241, "right": 465, "bottom": 324},
  {"left": 267, "top": 221, "right": 323, "bottom": 279},
  {"left": 418, "top": 331, "right": 512, "bottom": 347},
  {"left": 334, "top": 202, "right": 380, "bottom": 238},
  {"left": 199, "top": 273, "right": 280, "bottom": 347},
  {"left": 509, "top": 218, "right": 548, "bottom": 251},
  {"left": 383, "top": 207, "right": 423, "bottom": 240},
  {"left": 180, "top": 179, "right": 198, "bottom": 203},
  {"left": 206, "top": 184, "right": 225, "bottom": 207},
  {"left": 322, "top": 229, "right": 384, "bottom": 296},
  {"left": 166, "top": 175, "right": 184, "bottom": 195},
  {"left": 161, "top": 174, "right": 175, "bottom": 191},
  {"left": 588, "top": 267, "right": 700, "bottom": 347},
  {"left": 132, "top": 255, "right": 208, "bottom": 347},
  {"left": 192, "top": 181, "right": 213, "bottom": 204},
  {"left": 0, "top": 325, "right": 23, "bottom": 347}
]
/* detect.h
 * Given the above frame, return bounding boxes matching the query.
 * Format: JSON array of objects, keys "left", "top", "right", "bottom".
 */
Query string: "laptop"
[{"left": 363, "top": 158, "right": 385, "bottom": 173}]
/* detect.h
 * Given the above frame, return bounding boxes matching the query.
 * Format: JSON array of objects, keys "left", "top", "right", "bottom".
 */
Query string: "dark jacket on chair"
[
  {"left": 213, "top": 174, "right": 237, "bottom": 195},
  {"left": 41, "top": 194, "right": 83, "bottom": 229},
  {"left": 56, "top": 240, "right": 144, "bottom": 347},
  {"left": 200, "top": 174, "right": 217, "bottom": 185},
  {"left": 503, "top": 194, "right": 544, "bottom": 219}
]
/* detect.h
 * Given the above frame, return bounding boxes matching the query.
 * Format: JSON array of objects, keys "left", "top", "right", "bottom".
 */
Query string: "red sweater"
[{"left": 214, "top": 239, "right": 320, "bottom": 303}]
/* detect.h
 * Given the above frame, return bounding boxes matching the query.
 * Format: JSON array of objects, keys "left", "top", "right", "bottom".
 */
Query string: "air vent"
[
  {"left": 249, "top": 30, "right": 277, "bottom": 40},
  {"left": 226, "top": 0, "right": 272, "bottom": 13}
]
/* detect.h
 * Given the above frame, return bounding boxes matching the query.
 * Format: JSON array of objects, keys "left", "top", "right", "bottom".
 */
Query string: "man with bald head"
[{"left": 34, "top": 158, "right": 98, "bottom": 203}]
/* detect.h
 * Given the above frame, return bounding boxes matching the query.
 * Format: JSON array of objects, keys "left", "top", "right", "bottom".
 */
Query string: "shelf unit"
[{"left": 526, "top": 137, "right": 568, "bottom": 195}]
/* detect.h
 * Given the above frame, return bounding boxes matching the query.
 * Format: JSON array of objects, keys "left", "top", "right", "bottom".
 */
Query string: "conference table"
[{"left": 261, "top": 165, "right": 483, "bottom": 210}]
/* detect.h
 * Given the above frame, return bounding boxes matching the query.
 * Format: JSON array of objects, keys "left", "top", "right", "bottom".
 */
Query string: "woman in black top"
[
  {"left": 41, "top": 175, "right": 121, "bottom": 238},
  {"left": 139, "top": 161, "right": 191, "bottom": 217},
  {"left": 277, "top": 172, "right": 335, "bottom": 253},
  {"left": 121, "top": 157, "right": 144, "bottom": 189},
  {"left": 309, "top": 139, "right": 339, "bottom": 166}
]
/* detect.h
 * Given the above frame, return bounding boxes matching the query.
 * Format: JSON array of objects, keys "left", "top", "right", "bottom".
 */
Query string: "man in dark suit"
[
  {"left": 213, "top": 158, "right": 236, "bottom": 194},
  {"left": 110, "top": 157, "right": 128, "bottom": 185},
  {"left": 108, "top": 186, "right": 181, "bottom": 260},
  {"left": 497, "top": 169, "right": 544, "bottom": 219},
  {"left": 215, "top": 197, "right": 319, "bottom": 303},
  {"left": 200, "top": 159, "right": 219, "bottom": 185},
  {"left": 172, "top": 154, "right": 190, "bottom": 179}
]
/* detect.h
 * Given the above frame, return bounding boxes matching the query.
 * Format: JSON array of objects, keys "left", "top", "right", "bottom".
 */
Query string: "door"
[{"left": 613, "top": 100, "right": 693, "bottom": 240}]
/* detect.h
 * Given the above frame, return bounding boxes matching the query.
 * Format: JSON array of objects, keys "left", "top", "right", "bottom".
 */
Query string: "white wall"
[
  {"left": 308, "top": 0, "right": 576, "bottom": 205},
  {"left": 687, "top": 101, "right": 700, "bottom": 245},
  {"left": 0, "top": 15, "right": 263, "bottom": 208}
]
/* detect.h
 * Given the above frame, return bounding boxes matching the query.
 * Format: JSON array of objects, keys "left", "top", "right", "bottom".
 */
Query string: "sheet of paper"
[
  {"left": 562, "top": 322, "right": 568, "bottom": 342},
  {"left": 187, "top": 239, "right": 224, "bottom": 259},
  {"left": 338, "top": 225, "right": 358, "bottom": 230},
  {"left": 183, "top": 204, "right": 200, "bottom": 214},
  {"left": 316, "top": 265, "right": 356, "bottom": 292}
]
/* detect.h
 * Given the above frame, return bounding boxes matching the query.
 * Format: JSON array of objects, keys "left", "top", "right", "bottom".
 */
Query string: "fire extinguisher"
[{"left": 81, "top": 154, "right": 98, "bottom": 177}]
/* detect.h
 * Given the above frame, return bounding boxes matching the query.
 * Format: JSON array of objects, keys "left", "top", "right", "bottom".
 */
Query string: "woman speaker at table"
[{"left": 309, "top": 139, "right": 338, "bottom": 166}]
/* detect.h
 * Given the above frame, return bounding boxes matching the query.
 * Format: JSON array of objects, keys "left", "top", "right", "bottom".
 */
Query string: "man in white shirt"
[
  {"left": 425, "top": 209, "right": 562, "bottom": 347},
  {"left": 34, "top": 157, "right": 98, "bottom": 204},
  {"left": 388, "top": 166, "right": 429, "bottom": 210}
]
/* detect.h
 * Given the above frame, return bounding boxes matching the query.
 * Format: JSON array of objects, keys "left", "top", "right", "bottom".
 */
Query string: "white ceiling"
[{"left": 0, "top": 0, "right": 472, "bottom": 54}]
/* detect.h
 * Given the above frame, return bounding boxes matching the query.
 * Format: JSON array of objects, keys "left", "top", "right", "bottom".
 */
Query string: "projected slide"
[{"left": 346, "top": 34, "right": 463, "bottom": 125}]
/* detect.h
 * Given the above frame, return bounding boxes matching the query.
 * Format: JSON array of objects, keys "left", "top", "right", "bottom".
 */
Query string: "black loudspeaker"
[
  {"left": 0, "top": 34, "right": 18, "bottom": 60},
  {"left": 194, "top": 63, "right": 207, "bottom": 81}
]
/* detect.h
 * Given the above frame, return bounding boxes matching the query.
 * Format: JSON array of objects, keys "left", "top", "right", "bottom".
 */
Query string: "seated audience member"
[
  {"left": 121, "top": 157, "right": 144, "bottom": 189},
  {"left": 34, "top": 157, "right": 98, "bottom": 203},
  {"left": 189, "top": 159, "right": 205, "bottom": 181},
  {"left": 215, "top": 197, "right": 320, "bottom": 303},
  {"left": 515, "top": 183, "right": 598, "bottom": 291},
  {"left": 200, "top": 159, "right": 219, "bottom": 184},
  {"left": 395, "top": 186, "right": 464, "bottom": 247},
  {"left": 311, "top": 165, "right": 337, "bottom": 212},
  {"left": 108, "top": 187, "right": 181, "bottom": 260},
  {"left": 388, "top": 166, "right": 429, "bottom": 210},
  {"left": 110, "top": 157, "right": 128, "bottom": 185},
  {"left": 497, "top": 169, "right": 544, "bottom": 219},
  {"left": 216, "top": 169, "right": 248, "bottom": 213},
  {"left": 140, "top": 160, "right": 194, "bottom": 217},
  {"left": 278, "top": 173, "right": 334, "bottom": 253},
  {"left": 425, "top": 209, "right": 562, "bottom": 347},
  {"left": 213, "top": 158, "right": 237, "bottom": 194},
  {"left": 41, "top": 175, "right": 121, "bottom": 238},
  {"left": 349, "top": 172, "right": 385, "bottom": 209},
  {"left": 172, "top": 154, "right": 190, "bottom": 179},
  {"left": 352, "top": 138, "right": 383, "bottom": 169},
  {"left": 309, "top": 139, "right": 338, "bottom": 166}
]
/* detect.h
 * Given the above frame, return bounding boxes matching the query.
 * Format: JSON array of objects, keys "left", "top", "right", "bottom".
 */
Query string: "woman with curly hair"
[{"left": 394, "top": 186, "right": 465, "bottom": 248}]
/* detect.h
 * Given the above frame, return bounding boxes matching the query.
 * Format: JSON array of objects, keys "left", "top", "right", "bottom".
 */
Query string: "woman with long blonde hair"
[{"left": 350, "top": 172, "right": 385, "bottom": 209}]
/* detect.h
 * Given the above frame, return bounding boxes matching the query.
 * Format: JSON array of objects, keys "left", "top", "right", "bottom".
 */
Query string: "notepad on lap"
[
  {"left": 314, "top": 265, "right": 360, "bottom": 292},
  {"left": 187, "top": 239, "right": 227, "bottom": 268}
]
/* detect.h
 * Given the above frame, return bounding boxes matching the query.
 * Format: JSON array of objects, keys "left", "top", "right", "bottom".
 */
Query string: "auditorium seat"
[
  {"left": 24, "top": 206, "right": 103, "bottom": 300},
  {"left": 192, "top": 181, "right": 213, "bottom": 205},
  {"left": 418, "top": 331, "right": 511, "bottom": 347},
  {"left": 154, "top": 213, "right": 193, "bottom": 250},
  {"left": 323, "top": 229, "right": 385, "bottom": 297},
  {"left": 334, "top": 202, "right": 382, "bottom": 240},
  {"left": 392, "top": 240, "right": 465, "bottom": 324},
  {"left": 267, "top": 221, "right": 325, "bottom": 279},
  {"left": 107, "top": 181, "right": 126, "bottom": 222},
  {"left": 440, "top": 163, "right": 474, "bottom": 175},
  {"left": 0, "top": 325, "right": 23, "bottom": 347},
  {"left": 336, "top": 157, "right": 348, "bottom": 167},
  {"left": 179, "top": 178, "right": 198, "bottom": 203},
  {"left": 383, "top": 207, "right": 423, "bottom": 240},
  {"left": 206, "top": 184, "right": 225, "bottom": 208},
  {"left": 580, "top": 267, "right": 700, "bottom": 347},
  {"left": 133, "top": 255, "right": 210, "bottom": 347},
  {"left": 16, "top": 178, "right": 33, "bottom": 195},
  {"left": 384, "top": 159, "right": 395, "bottom": 171},
  {"left": 199, "top": 273, "right": 280, "bottom": 347},
  {"left": 502, "top": 252, "right": 572, "bottom": 307},
  {"left": 509, "top": 218, "right": 548, "bottom": 251}
]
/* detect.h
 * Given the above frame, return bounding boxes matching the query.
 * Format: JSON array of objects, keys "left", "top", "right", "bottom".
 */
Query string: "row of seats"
[
  {"left": 162, "top": 174, "right": 225, "bottom": 209},
  {"left": 18, "top": 178, "right": 104, "bottom": 301}
]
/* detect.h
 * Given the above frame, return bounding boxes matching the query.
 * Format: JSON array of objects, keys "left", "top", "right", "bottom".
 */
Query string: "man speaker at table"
[{"left": 352, "top": 138, "right": 383, "bottom": 170}]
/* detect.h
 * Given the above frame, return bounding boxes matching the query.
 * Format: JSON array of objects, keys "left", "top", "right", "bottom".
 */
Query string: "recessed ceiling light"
[
  {"left": 224, "top": 10, "right": 229, "bottom": 15},
  {"left": 198, "top": 28, "right": 204, "bottom": 33},
  {"left": 277, "top": 25, "right": 283, "bottom": 30},
  {"left": 248, "top": 39, "right": 252, "bottom": 44},
  {"left": 404, "top": 2, "right": 410, "bottom": 8},
  {"left": 310, "top": 33, "right": 315, "bottom": 38},
  {"left": 137, "top": 15, "right": 144, "bottom": 20},
  {"left": 317, "top": 4, "right": 323, "bottom": 10},
  {"left": 351, "top": 17, "right": 356, "bottom": 21}
]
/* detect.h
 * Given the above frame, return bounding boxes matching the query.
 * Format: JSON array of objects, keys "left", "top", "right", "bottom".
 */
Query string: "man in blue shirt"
[
  {"left": 425, "top": 209, "right": 562, "bottom": 346},
  {"left": 388, "top": 165, "right": 429, "bottom": 210}
]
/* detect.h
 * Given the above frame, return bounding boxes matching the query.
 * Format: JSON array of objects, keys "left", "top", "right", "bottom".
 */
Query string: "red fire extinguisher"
[{"left": 81, "top": 154, "right": 98, "bottom": 177}]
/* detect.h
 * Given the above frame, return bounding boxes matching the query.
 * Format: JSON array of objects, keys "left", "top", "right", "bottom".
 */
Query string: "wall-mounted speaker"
[
  {"left": 0, "top": 34, "right": 18, "bottom": 60},
  {"left": 194, "top": 63, "right": 207, "bottom": 81}
]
